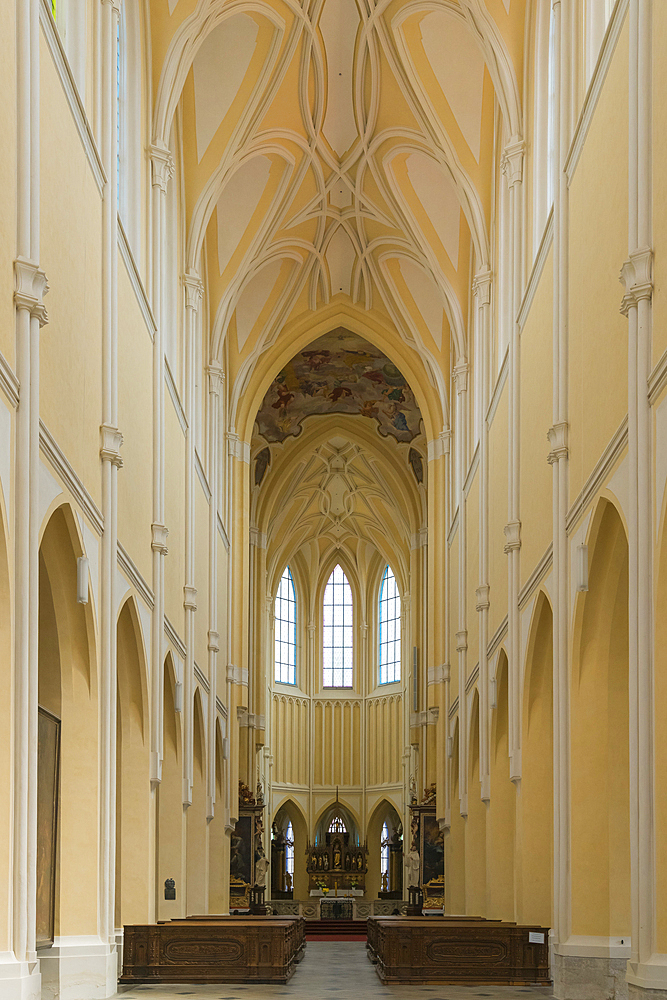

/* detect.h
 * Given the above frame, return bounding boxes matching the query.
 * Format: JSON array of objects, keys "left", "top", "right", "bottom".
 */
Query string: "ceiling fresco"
[{"left": 255, "top": 330, "right": 423, "bottom": 444}]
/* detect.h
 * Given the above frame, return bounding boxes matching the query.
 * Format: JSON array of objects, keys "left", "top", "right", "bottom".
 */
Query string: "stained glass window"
[
  {"left": 381, "top": 822, "right": 390, "bottom": 884},
  {"left": 328, "top": 815, "right": 346, "bottom": 833},
  {"left": 275, "top": 566, "right": 296, "bottom": 684},
  {"left": 323, "top": 565, "right": 353, "bottom": 687},
  {"left": 379, "top": 565, "right": 401, "bottom": 684},
  {"left": 285, "top": 821, "right": 294, "bottom": 879}
]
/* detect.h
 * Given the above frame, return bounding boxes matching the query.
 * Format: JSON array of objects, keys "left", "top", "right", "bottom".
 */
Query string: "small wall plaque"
[{"left": 164, "top": 878, "right": 176, "bottom": 900}]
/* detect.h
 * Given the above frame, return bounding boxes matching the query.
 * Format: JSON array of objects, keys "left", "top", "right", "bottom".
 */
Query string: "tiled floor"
[{"left": 114, "top": 941, "right": 555, "bottom": 1000}]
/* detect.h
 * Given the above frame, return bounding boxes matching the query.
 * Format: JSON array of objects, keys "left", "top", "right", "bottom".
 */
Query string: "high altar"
[{"left": 305, "top": 819, "right": 368, "bottom": 893}]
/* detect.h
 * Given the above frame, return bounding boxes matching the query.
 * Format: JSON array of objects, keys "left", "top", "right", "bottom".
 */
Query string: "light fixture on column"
[
  {"left": 174, "top": 680, "right": 183, "bottom": 712},
  {"left": 77, "top": 556, "right": 89, "bottom": 604},
  {"left": 447, "top": 736, "right": 453, "bottom": 758},
  {"left": 576, "top": 543, "right": 589, "bottom": 592}
]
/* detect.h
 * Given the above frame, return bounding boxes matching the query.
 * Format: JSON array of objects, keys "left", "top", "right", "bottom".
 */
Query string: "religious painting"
[
  {"left": 230, "top": 814, "right": 253, "bottom": 897},
  {"left": 420, "top": 811, "right": 444, "bottom": 907},
  {"left": 37, "top": 707, "right": 60, "bottom": 947},
  {"left": 255, "top": 329, "right": 422, "bottom": 445}
]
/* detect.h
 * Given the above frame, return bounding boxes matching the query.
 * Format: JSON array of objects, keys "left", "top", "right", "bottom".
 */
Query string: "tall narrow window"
[
  {"left": 275, "top": 566, "right": 296, "bottom": 684},
  {"left": 323, "top": 565, "right": 353, "bottom": 688},
  {"left": 381, "top": 822, "right": 390, "bottom": 886},
  {"left": 379, "top": 565, "right": 401, "bottom": 684},
  {"left": 285, "top": 821, "right": 294, "bottom": 882},
  {"left": 328, "top": 815, "right": 346, "bottom": 834}
]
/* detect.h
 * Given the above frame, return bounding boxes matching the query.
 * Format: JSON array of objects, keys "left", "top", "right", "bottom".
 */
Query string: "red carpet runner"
[{"left": 304, "top": 918, "right": 367, "bottom": 942}]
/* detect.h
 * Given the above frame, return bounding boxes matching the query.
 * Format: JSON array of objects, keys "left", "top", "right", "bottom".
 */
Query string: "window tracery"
[
  {"left": 379, "top": 565, "right": 401, "bottom": 685},
  {"left": 323, "top": 565, "right": 353, "bottom": 688},
  {"left": 275, "top": 566, "right": 297, "bottom": 685}
]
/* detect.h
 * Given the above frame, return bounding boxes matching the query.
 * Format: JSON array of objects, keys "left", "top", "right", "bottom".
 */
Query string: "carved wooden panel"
[
  {"left": 121, "top": 917, "right": 305, "bottom": 984},
  {"left": 367, "top": 917, "right": 549, "bottom": 985}
]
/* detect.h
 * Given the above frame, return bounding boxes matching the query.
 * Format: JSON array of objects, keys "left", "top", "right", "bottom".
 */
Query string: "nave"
[{"left": 115, "top": 942, "right": 555, "bottom": 1000}]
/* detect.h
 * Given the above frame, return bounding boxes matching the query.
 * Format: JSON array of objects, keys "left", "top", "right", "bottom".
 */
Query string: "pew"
[
  {"left": 367, "top": 915, "right": 549, "bottom": 985},
  {"left": 120, "top": 915, "right": 305, "bottom": 984}
]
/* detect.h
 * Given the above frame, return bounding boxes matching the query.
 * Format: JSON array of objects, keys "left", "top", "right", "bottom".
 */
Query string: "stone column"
[
  {"left": 149, "top": 143, "right": 174, "bottom": 786},
  {"left": 502, "top": 139, "right": 524, "bottom": 784},
  {"left": 473, "top": 265, "right": 492, "bottom": 801},
  {"left": 624, "top": 1, "right": 659, "bottom": 992},
  {"left": 453, "top": 361, "right": 468, "bottom": 817}
]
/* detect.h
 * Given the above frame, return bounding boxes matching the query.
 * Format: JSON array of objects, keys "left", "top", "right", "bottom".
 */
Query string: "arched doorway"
[
  {"left": 518, "top": 591, "right": 553, "bottom": 926},
  {"left": 116, "top": 597, "right": 150, "bottom": 927},
  {"left": 571, "top": 499, "right": 630, "bottom": 940}
]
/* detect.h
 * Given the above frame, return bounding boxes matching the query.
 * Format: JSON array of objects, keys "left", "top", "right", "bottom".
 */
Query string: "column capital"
[
  {"left": 428, "top": 663, "right": 450, "bottom": 685},
  {"left": 207, "top": 360, "right": 224, "bottom": 396},
  {"left": 100, "top": 423, "right": 123, "bottom": 467},
  {"left": 150, "top": 142, "right": 175, "bottom": 193},
  {"left": 503, "top": 520, "right": 522, "bottom": 553},
  {"left": 183, "top": 269, "right": 203, "bottom": 311},
  {"left": 427, "top": 429, "right": 451, "bottom": 462},
  {"left": 472, "top": 265, "right": 492, "bottom": 305},
  {"left": 455, "top": 629, "right": 468, "bottom": 653},
  {"left": 453, "top": 361, "right": 468, "bottom": 395},
  {"left": 475, "top": 584, "right": 490, "bottom": 611},
  {"left": 14, "top": 257, "right": 49, "bottom": 326},
  {"left": 502, "top": 138, "right": 525, "bottom": 189},
  {"left": 620, "top": 246, "right": 653, "bottom": 316},
  {"left": 547, "top": 421, "right": 569, "bottom": 464},
  {"left": 183, "top": 585, "right": 197, "bottom": 611},
  {"left": 207, "top": 630, "right": 220, "bottom": 653},
  {"left": 249, "top": 527, "right": 267, "bottom": 549},
  {"left": 151, "top": 522, "right": 169, "bottom": 554}
]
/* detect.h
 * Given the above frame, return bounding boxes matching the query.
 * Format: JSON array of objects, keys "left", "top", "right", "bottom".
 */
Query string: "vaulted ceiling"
[{"left": 151, "top": 0, "right": 525, "bottom": 432}]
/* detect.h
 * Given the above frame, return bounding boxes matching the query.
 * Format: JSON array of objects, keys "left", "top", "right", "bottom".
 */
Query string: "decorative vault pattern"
[{"left": 152, "top": 0, "right": 523, "bottom": 422}]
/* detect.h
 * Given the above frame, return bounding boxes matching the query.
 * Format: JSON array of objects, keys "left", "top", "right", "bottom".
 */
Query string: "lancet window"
[
  {"left": 379, "top": 565, "right": 401, "bottom": 684},
  {"left": 328, "top": 815, "right": 346, "bottom": 834},
  {"left": 275, "top": 566, "right": 297, "bottom": 685},
  {"left": 381, "top": 822, "right": 390, "bottom": 883},
  {"left": 322, "top": 565, "right": 353, "bottom": 688},
  {"left": 285, "top": 821, "right": 294, "bottom": 880}
]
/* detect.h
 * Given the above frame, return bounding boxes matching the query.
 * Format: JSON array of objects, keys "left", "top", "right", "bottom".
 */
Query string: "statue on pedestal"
[{"left": 405, "top": 848, "right": 420, "bottom": 888}]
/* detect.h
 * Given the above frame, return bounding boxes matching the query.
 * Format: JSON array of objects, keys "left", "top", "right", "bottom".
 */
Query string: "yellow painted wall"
[
  {"left": 163, "top": 398, "right": 185, "bottom": 634},
  {"left": 39, "top": 37, "right": 103, "bottom": 508},
  {"left": 652, "top": 2, "right": 667, "bottom": 369},
  {"left": 519, "top": 250, "right": 554, "bottom": 585},
  {"left": 117, "top": 260, "right": 153, "bottom": 581},
  {"left": 0, "top": 0, "right": 16, "bottom": 369},
  {"left": 488, "top": 383, "right": 509, "bottom": 632},
  {"left": 568, "top": 22, "right": 629, "bottom": 506}
]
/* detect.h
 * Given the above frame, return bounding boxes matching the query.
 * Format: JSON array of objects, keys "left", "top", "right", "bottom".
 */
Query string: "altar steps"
[{"left": 305, "top": 918, "right": 367, "bottom": 942}]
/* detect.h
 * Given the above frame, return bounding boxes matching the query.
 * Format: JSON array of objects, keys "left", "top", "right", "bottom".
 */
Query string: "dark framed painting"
[
  {"left": 420, "top": 810, "right": 444, "bottom": 906},
  {"left": 37, "top": 707, "right": 60, "bottom": 947}
]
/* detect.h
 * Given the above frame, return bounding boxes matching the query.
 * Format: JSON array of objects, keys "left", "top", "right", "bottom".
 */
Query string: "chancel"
[{"left": 0, "top": 0, "right": 665, "bottom": 998}]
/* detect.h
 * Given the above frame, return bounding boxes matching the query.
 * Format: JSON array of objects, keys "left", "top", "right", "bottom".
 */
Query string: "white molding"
[
  {"left": 488, "top": 615, "right": 508, "bottom": 658},
  {"left": 486, "top": 347, "right": 509, "bottom": 427},
  {"left": 117, "top": 542, "right": 154, "bottom": 610},
  {"left": 518, "top": 543, "right": 553, "bottom": 610},
  {"left": 463, "top": 443, "right": 480, "bottom": 498},
  {"left": 194, "top": 662, "right": 209, "bottom": 694},
  {"left": 39, "top": 0, "right": 105, "bottom": 194},
  {"left": 216, "top": 696, "right": 228, "bottom": 720},
  {"left": 39, "top": 420, "right": 104, "bottom": 533},
  {"left": 447, "top": 508, "right": 459, "bottom": 547},
  {"left": 165, "top": 359, "right": 187, "bottom": 433},
  {"left": 118, "top": 217, "right": 156, "bottom": 340},
  {"left": 217, "top": 512, "right": 230, "bottom": 552},
  {"left": 564, "top": 0, "right": 630, "bottom": 184},
  {"left": 518, "top": 207, "right": 554, "bottom": 332},
  {"left": 0, "top": 352, "right": 19, "bottom": 407},
  {"left": 195, "top": 450, "right": 211, "bottom": 501},
  {"left": 554, "top": 935, "right": 631, "bottom": 959},
  {"left": 164, "top": 616, "right": 186, "bottom": 660},
  {"left": 566, "top": 416, "right": 628, "bottom": 532},
  {"left": 648, "top": 346, "right": 667, "bottom": 406},
  {"left": 448, "top": 695, "right": 459, "bottom": 720},
  {"left": 465, "top": 663, "right": 479, "bottom": 694}
]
